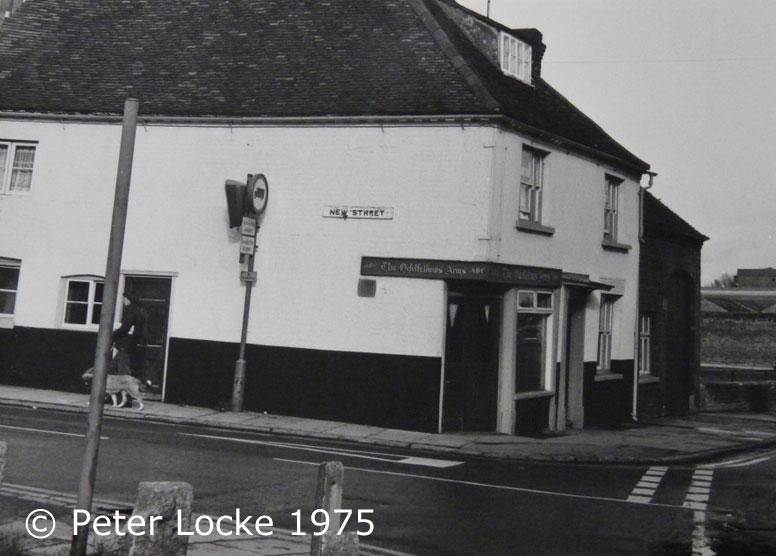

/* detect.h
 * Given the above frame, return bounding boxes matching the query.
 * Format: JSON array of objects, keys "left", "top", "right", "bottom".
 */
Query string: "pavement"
[{"left": 1, "top": 384, "right": 776, "bottom": 555}]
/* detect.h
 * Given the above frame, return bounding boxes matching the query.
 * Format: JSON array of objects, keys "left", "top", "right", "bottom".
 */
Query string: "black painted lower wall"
[
  {"left": 165, "top": 337, "right": 442, "bottom": 433},
  {"left": 514, "top": 395, "right": 551, "bottom": 435},
  {"left": 1, "top": 327, "right": 441, "bottom": 432},
  {"left": 0, "top": 326, "right": 96, "bottom": 393},
  {"left": 637, "top": 380, "right": 664, "bottom": 420},
  {"left": 2, "top": 327, "right": 639, "bottom": 433},
  {"left": 583, "top": 360, "right": 635, "bottom": 426}
]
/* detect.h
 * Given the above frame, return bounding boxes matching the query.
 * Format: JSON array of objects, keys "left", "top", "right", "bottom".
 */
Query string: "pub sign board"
[{"left": 361, "top": 257, "right": 562, "bottom": 287}]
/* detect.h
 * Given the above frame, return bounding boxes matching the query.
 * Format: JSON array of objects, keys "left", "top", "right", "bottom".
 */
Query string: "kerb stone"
[{"left": 323, "top": 531, "right": 360, "bottom": 556}]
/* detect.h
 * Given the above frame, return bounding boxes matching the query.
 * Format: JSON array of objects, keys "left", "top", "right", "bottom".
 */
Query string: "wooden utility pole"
[{"left": 70, "top": 98, "right": 139, "bottom": 556}]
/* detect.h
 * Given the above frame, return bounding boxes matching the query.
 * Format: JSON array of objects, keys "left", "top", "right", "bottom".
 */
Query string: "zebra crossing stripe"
[
  {"left": 683, "top": 468, "right": 713, "bottom": 511},
  {"left": 627, "top": 466, "right": 667, "bottom": 503}
]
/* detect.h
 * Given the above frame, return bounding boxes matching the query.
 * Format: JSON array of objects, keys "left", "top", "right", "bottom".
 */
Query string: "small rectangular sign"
[
  {"left": 241, "top": 217, "right": 257, "bottom": 236},
  {"left": 323, "top": 206, "right": 394, "bottom": 220},
  {"left": 239, "top": 235, "right": 255, "bottom": 254},
  {"left": 240, "top": 271, "right": 257, "bottom": 283}
]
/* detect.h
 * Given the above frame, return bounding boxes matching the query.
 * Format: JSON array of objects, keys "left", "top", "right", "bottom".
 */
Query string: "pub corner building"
[{"left": 0, "top": 0, "right": 706, "bottom": 435}]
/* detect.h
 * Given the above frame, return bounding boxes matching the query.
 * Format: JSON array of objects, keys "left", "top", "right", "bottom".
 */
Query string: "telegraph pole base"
[{"left": 232, "top": 359, "right": 246, "bottom": 413}]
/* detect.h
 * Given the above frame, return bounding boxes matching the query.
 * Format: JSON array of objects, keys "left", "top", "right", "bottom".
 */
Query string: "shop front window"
[{"left": 515, "top": 290, "right": 552, "bottom": 393}]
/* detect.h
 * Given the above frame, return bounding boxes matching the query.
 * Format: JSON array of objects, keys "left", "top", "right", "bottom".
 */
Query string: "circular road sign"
[{"left": 247, "top": 174, "right": 269, "bottom": 215}]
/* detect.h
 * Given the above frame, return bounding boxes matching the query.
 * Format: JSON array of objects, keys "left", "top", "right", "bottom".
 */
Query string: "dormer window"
[{"left": 500, "top": 32, "right": 532, "bottom": 84}]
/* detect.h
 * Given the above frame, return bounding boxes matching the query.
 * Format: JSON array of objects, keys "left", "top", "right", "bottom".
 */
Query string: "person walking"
[{"left": 109, "top": 290, "right": 148, "bottom": 379}]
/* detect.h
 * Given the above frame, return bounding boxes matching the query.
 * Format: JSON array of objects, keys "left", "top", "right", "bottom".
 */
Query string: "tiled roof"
[
  {"left": 643, "top": 191, "right": 708, "bottom": 244},
  {"left": 0, "top": 0, "right": 648, "bottom": 172}
]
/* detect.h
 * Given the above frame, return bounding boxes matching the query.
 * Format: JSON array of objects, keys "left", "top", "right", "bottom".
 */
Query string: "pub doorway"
[{"left": 442, "top": 288, "right": 502, "bottom": 432}]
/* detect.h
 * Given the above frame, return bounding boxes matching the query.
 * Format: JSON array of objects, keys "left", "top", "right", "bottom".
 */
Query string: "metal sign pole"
[
  {"left": 230, "top": 174, "right": 268, "bottom": 413},
  {"left": 70, "top": 98, "right": 138, "bottom": 556},
  {"left": 232, "top": 225, "right": 257, "bottom": 413}
]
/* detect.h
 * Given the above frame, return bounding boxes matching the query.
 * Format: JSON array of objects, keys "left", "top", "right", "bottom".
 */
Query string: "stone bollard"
[
  {"left": 128, "top": 481, "right": 193, "bottom": 556},
  {"left": 310, "top": 461, "right": 359, "bottom": 556}
]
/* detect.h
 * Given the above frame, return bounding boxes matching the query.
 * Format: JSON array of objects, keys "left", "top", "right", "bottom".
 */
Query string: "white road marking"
[
  {"left": 396, "top": 456, "right": 463, "bottom": 468},
  {"left": 181, "top": 432, "right": 463, "bottom": 468},
  {"left": 275, "top": 458, "right": 684, "bottom": 508},
  {"left": 0, "top": 423, "right": 108, "bottom": 439},
  {"left": 697, "top": 426, "right": 772, "bottom": 438},
  {"left": 684, "top": 467, "right": 717, "bottom": 555},
  {"left": 717, "top": 455, "right": 774, "bottom": 468},
  {"left": 700, "top": 450, "right": 776, "bottom": 469},
  {"left": 1, "top": 483, "right": 128, "bottom": 509},
  {"left": 627, "top": 466, "right": 666, "bottom": 503},
  {"left": 692, "top": 510, "right": 716, "bottom": 556}
]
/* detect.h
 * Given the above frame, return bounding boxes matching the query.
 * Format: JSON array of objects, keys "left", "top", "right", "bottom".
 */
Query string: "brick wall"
[
  {"left": 701, "top": 314, "right": 776, "bottom": 366},
  {"left": 700, "top": 382, "right": 776, "bottom": 413}
]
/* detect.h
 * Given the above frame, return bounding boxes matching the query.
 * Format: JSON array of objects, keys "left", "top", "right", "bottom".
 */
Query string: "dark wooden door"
[
  {"left": 443, "top": 294, "right": 501, "bottom": 432},
  {"left": 122, "top": 276, "right": 172, "bottom": 399}
]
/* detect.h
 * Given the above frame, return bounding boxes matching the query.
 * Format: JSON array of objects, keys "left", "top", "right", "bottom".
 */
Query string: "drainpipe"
[{"left": 632, "top": 171, "right": 656, "bottom": 421}]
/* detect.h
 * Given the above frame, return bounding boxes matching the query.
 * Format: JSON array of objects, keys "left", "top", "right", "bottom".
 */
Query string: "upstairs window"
[
  {"left": 0, "top": 141, "right": 37, "bottom": 193},
  {"left": 63, "top": 277, "right": 104, "bottom": 328},
  {"left": 638, "top": 314, "right": 652, "bottom": 375},
  {"left": 603, "top": 175, "right": 621, "bottom": 241},
  {"left": 519, "top": 147, "right": 545, "bottom": 223},
  {"left": 500, "top": 32, "right": 532, "bottom": 84},
  {"left": 0, "top": 259, "right": 21, "bottom": 316}
]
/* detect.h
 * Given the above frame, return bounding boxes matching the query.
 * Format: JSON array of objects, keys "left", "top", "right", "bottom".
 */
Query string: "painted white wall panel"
[
  {"left": 1, "top": 118, "right": 641, "bottom": 362},
  {"left": 1, "top": 120, "right": 494, "bottom": 356}
]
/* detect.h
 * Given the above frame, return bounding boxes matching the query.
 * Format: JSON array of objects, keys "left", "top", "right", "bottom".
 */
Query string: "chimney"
[{"left": 512, "top": 28, "right": 546, "bottom": 81}]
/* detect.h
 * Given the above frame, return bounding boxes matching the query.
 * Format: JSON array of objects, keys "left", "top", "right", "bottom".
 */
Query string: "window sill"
[
  {"left": 514, "top": 390, "right": 554, "bottom": 401},
  {"left": 594, "top": 372, "right": 623, "bottom": 382},
  {"left": 638, "top": 375, "right": 660, "bottom": 385},
  {"left": 515, "top": 220, "right": 555, "bottom": 236},
  {"left": 61, "top": 323, "right": 100, "bottom": 332},
  {"left": 0, "top": 315, "right": 14, "bottom": 329},
  {"left": 601, "top": 239, "right": 632, "bottom": 252}
]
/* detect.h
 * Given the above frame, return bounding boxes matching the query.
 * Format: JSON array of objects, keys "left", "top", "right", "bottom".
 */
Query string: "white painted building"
[{"left": 0, "top": 0, "right": 653, "bottom": 433}]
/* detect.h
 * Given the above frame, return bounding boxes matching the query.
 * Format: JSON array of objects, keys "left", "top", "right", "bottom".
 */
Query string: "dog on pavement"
[{"left": 81, "top": 368, "right": 145, "bottom": 411}]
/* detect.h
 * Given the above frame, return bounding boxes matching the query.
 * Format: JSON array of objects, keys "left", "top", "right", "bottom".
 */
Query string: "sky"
[{"left": 457, "top": 0, "right": 776, "bottom": 285}]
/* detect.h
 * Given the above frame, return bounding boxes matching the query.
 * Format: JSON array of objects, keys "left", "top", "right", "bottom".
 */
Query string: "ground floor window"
[
  {"left": 0, "top": 259, "right": 21, "bottom": 315},
  {"left": 63, "top": 277, "right": 104, "bottom": 327},
  {"left": 638, "top": 313, "right": 652, "bottom": 375},
  {"left": 597, "top": 295, "right": 616, "bottom": 372},
  {"left": 515, "top": 290, "right": 553, "bottom": 393}
]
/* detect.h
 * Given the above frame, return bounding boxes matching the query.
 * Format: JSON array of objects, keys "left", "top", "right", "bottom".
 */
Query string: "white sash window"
[{"left": 0, "top": 141, "right": 37, "bottom": 194}]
